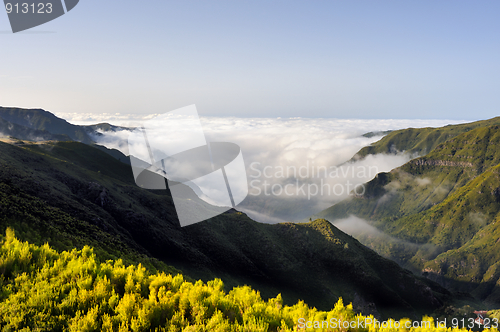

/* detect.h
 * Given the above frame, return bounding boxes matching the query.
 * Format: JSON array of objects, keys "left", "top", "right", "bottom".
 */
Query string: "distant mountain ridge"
[
  {"left": 353, "top": 117, "right": 500, "bottom": 160},
  {"left": 0, "top": 106, "right": 132, "bottom": 164},
  {"left": 0, "top": 107, "right": 95, "bottom": 143},
  {"left": 0, "top": 116, "right": 71, "bottom": 141}
]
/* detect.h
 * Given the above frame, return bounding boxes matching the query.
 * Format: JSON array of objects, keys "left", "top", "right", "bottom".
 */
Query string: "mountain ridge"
[
  {"left": 0, "top": 106, "right": 95, "bottom": 143},
  {"left": 353, "top": 117, "right": 500, "bottom": 160}
]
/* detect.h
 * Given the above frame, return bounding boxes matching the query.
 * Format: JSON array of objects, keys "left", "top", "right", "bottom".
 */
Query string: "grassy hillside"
[
  {"left": 424, "top": 213, "right": 500, "bottom": 304},
  {"left": 354, "top": 117, "right": 500, "bottom": 159},
  {"left": 314, "top": 123, "right": 500, "bottom": 305},
  {"left": 0, "top": 138, "right": 447, "bottom": 318},
  {"left": 319, "top": 125, "right": 500, "bottom": 224}
]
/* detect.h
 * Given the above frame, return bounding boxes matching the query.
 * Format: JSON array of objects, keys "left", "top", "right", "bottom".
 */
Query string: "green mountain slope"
[
  {"left": 423, "top": 213, "right": 500, "bottom": 304},
  {"left": 319, "top": 124, "right": 500, "bottom": 225},
  {"left": 354, "top": 117, "right": 500, "bottom": 160},
  {"left": 0, "top": 138, "right": 446, "bottom": 319},
  {"left": 0, "top": 106, "right": 94, "bottom": 143},
  {"left": 0, "top": 106, "right": 134, "bottom": 164},
  {"left": 314, "top": 122, "right": 500, "bottom": 305},
  {"left": 0, "top": 116, "right": 71, "bottom": 141}
]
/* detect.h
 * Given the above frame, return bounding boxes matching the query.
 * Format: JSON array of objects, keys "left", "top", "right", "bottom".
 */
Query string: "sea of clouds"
[{"left": 57, "top": 112, "right": 466, "bottom": 222}]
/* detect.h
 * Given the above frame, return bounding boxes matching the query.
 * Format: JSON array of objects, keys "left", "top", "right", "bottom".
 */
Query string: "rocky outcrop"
[{"left": 411, "top": 159, "right": 474, "bottom": 168}]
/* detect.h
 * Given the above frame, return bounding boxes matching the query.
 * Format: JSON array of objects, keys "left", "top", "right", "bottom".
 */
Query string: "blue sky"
[{"left": 0, "top": 0, "right": 499, "bottom": 119}]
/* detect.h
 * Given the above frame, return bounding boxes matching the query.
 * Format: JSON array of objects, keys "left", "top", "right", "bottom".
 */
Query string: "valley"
[{"left": 1, "top": 107, "right": 499, "bottom": 328}]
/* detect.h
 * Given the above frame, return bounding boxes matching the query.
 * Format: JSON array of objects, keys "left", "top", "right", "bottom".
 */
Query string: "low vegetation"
[{"left": 0, "top": 230, "right": 485, "bottom": 332}]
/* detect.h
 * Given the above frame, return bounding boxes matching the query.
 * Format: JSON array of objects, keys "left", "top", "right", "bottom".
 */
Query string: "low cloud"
[
  {"left": 331, "top": 215, "right": 439, "bottom": 265},
  {"left": 332, "top": 215, "right": 422, "bottom": 253},
  {"left": 375, "top": 177, "right": 404, "bottom": 206},
  {"left": 77, "top": 115, "right": 465, "bottom": 222},
  {"left": 468, "top": 212, "right": 487, "bottom": 227},
  {"left": 54, "top": 112, "right": 161, "bottom": 127},
  {"left": 376, "top": 172, "right": 452, "bottom": 209},
  {"left": 333, "top": 215, "right": 392, "bottom": 239},
  {"left": 90, "top": 128, "right": 133, "bottom": 156},
  {"left": 237, "top": 207, "right": 289, "bottom": 224},
  {"left": 415, "top": 177, "right": 432, "bottom": 186}
]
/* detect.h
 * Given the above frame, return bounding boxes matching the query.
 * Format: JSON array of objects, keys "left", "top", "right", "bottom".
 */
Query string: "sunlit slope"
[
  {"left": 423, "top": 213, "right": 500, "bottom": 304},
  {"left": 414, "top": 166, "right": 500, "bottom": 302},
  {"left": 354, "top": 117, "right": 500, "bottom": 159},
  {"left": 388, "top": 163, "right": 500, "bottom": 247},
  {"left": 315, "top": 123, "right": 500, "bottom": 303},
  {"left": 317, "top": 124, "right": 500, "bottom": 225},
  {"left": 0, "top": 140, "right": 446, "bottom": 318}
]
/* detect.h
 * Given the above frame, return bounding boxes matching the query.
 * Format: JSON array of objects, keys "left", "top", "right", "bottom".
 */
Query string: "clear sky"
[{"left": 0, "top": 0, "right": 499, "bottom": 119}]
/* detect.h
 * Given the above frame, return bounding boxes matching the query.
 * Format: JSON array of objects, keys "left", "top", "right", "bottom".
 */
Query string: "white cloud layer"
[
  {"left": 54, "top": 112, "right": 162, "bottom": 126},
  {"left": 65, "top": 113, "right": 466, "bottom": 222}
]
